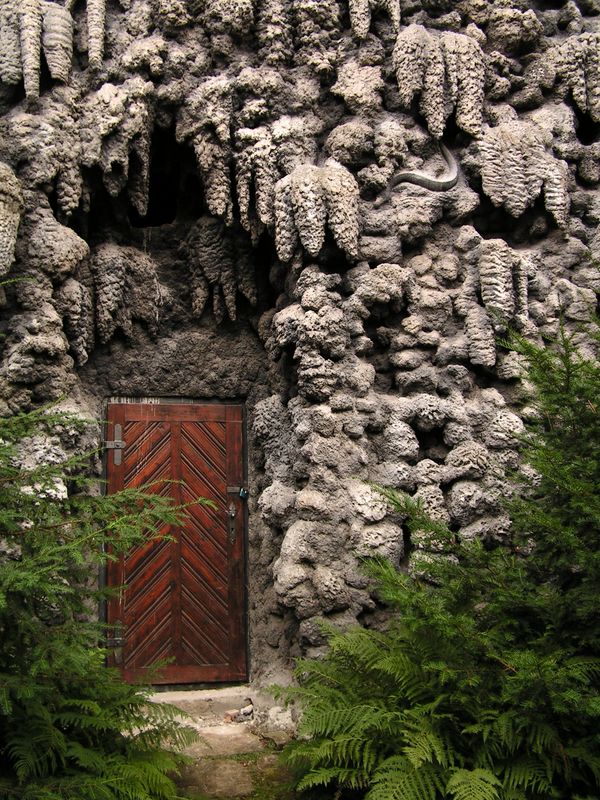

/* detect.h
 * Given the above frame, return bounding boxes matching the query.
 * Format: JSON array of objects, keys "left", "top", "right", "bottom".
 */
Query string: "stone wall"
[{"left": 0, "top": 0, "right": 599, "bottom": 679}]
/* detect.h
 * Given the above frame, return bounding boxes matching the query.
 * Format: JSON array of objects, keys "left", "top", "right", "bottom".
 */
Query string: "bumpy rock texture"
[{"left": 1, "top": 0, "right": 599, "bottom": 678}]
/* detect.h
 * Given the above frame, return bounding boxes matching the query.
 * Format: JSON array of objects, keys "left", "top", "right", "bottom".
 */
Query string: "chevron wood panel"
[
  {"left": 123, "top": 421, "right": 171, "bottom": 488},
  {"left": 180, "top": 421, "right": 231, "bottom": 668},
  {"left": 105, "top": 402, "right": 247, "bottom": 684}
]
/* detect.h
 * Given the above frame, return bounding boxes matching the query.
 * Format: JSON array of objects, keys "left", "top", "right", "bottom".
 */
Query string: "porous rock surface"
[{"left": 1, "top": 0, "right": 599, "bottom": 677}]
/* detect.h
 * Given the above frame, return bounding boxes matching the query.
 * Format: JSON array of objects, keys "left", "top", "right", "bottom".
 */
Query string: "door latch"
[
  {"left": 228, "top": 502, "right": 237, "bottom": 544},
  {"left": 104, "top": 423, "right": 125, "bottom": 465}
]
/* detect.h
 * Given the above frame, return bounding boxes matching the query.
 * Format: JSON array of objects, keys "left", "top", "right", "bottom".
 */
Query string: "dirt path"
[{"left": 151, "top": 686, "right": 297, "bottom": 799}]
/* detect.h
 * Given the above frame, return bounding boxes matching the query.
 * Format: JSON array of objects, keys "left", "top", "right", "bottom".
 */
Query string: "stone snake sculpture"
[{"left": 374, "top": 142, "right": 459, "bottom": 207}]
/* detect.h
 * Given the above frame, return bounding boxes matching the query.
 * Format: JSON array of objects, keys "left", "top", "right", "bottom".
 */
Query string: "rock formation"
[{"left": 0, "top": 0, "right": 599, "bottom": 678}]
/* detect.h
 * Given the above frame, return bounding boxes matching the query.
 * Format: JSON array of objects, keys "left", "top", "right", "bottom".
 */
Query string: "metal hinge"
[
  {"left": 104, "top": 423, "right": 125, "bottom": 465},
  {"left": 106, "top": 637, "right": 126, "bottom": 648},
  {"left": 227, "top": 485, "right": 249, "bottom": 499}
]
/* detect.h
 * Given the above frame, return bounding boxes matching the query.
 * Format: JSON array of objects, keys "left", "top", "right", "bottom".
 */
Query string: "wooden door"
[{"left": 105, "top": 401, "right": 247, "bottom": 684}]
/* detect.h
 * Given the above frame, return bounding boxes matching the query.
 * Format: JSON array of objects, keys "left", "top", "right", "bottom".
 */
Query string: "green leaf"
[{"left": 446, "top": 768, "right": 501, "bottom": 800}]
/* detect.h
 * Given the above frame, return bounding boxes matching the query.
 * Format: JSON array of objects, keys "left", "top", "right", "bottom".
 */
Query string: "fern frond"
[
  {"left": 564, "top": 745, "right": 600, "bottom": 783},
  {"left": 7, "top": 725, "right": 67, "bottom": 780},
  {"left": 372, "top": 652, "right": 429, "bottom": 703},
  {"left": 368, "top": 756, "right": 442, "bottom": 800},
  {"left": 302, "top": 702, "right": 402, "bottom": 733},
  {"left": 403, "top": 724, "right": 453, "bottom": 769},
  {"left": 64, "top": 742, "right": 108, "bottom": 772},
  {"left": 502, "top": 756, "right": 553, "bottom": 793},
  {"left": 523, "top": 721, "right": 560, "bottom": 755},
  {"left": 489, "top": 712, "right": 518, "bottom": 752},
  {"left": 446, "top": 768, "right": 501, "bottom": 800},
  {"left": 564, "top": 656, "right": 600, "bottom": 680},
  {"left": 296, "top": 766, "right": 369, "bottom": 790}
]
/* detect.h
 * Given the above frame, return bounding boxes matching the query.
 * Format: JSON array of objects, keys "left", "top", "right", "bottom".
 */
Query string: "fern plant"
[
  {"left": 0, "top": 406, "right": 201, "bottom": 799},
  {"left": 281, "top": 322, "right": 600, "bottom": 800}
]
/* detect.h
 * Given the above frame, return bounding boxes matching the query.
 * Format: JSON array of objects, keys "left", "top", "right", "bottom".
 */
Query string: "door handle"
[{"left": 228, "top": 502, "right": 236, "bottom": 544}]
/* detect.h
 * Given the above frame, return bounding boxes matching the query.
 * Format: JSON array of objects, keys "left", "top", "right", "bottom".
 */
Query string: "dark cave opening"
[
  {"left": 0, "top": 82, "right": 25, "bottom": 116},
  {"left": 409, "top": 107, "right": 474, "bottom": 154},
  {"left": 438, "top": 112, "right": 471, "bottom": 151},
  {"left": 471, "top": 191, "right": 553, "bottom": 243},
  {"left": 72, "top": 167, "right": 128, "bottom": 243},
  {"left": 315, "top": 231, "right": 357, "bottom": 274},
  {"left": 421, "top": 0, "right": 455, "bottom": 15},
  {"left": 38, "top": 51, "right": 55, "bottom": 98},
  {"left": 72, "top": 129, "right": 204, "bottom": 243},
  {"left": 364, "top": 307, "right": 410, "bottom": 392},
  {"left": 129, "top": 124, "right": 202, "bottom": 227},
  {"left": 414, "top": 426, "right": 449, "bottom": 463},
  {"left": 572, "top": 102, "right": 600, "bottom": 146},
  {"left": 469, "top": 362, "right": 501, "bottom": 389},
  {"left": 535, "top": 0, "right": 568, "bottom": 8}
]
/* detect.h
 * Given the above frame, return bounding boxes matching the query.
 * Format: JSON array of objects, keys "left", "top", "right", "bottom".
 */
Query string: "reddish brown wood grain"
[{"left": 105, "top": 402, "right": 247, "bottom": 684}]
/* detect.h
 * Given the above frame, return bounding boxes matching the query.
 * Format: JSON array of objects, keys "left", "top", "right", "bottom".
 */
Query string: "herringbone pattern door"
[{"left": 105, "top": 402, "right": 247, "bottom": 684}]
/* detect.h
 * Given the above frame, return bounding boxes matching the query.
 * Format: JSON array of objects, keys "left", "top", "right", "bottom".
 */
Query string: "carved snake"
[{"left": 373, "top": 142, "right": 459, "bottom": 208}]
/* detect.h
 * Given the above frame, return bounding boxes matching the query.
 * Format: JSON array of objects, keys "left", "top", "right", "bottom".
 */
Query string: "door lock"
[{"left": 228, "top": 502, "right": 236, "bottom": 544}]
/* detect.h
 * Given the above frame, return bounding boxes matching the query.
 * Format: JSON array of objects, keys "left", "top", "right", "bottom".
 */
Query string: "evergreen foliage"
[
  {"left": 282, "top": 324, "right": 600, "bottom": 800},
  {"left": 0, "top": 406, "right": 202, "bottom": 799}
]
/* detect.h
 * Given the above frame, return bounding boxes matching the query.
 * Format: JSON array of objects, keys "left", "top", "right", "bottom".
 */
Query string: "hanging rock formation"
[
  {"left": 274, "top": 159, "right": 360, "bottom": 260},
  {"left": 0, "top": 0, "right": 75, "bottom": 100},
  {"left": 393, "top": 24, "right": 486, "bottom": 137},
  {"left": 0, "top": 163, "right": 23, "bottom": 276},
  {"left": 476, "top": 119, "right": 570, "bottom": 226}
]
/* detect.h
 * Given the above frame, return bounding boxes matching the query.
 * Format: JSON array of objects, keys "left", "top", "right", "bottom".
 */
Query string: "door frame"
[{"left": 101, "top": 396, "right": 249, "bottom": 684}]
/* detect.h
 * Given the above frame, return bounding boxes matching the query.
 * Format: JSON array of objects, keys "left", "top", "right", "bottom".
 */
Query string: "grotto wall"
[{"left": 1, "top": 0, "right": 599, "bottom": 678}]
